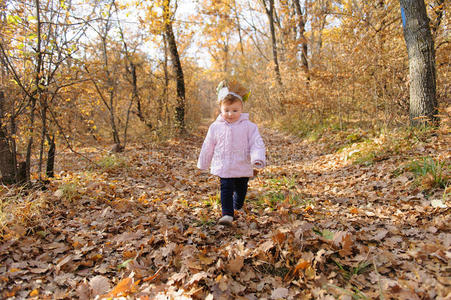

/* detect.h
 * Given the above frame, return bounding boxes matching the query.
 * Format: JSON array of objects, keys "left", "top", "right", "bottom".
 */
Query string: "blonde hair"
[{"left": 218, "top": 79, "right": 248, "bottom": 106}]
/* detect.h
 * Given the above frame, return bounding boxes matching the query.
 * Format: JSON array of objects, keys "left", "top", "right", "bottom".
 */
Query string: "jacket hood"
[{"left": 216, "top": 113, "right": 249, "bottom": 124}]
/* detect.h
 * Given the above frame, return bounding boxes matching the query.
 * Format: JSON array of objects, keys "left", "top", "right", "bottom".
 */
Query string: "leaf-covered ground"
[{"left": 0, "top": 124, "right": 450, "bottom": 299}]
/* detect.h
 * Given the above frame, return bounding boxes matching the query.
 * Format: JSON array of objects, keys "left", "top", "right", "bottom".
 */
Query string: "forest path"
[{"left": 1, "top": 124, "right": 449, "bottom": 299}]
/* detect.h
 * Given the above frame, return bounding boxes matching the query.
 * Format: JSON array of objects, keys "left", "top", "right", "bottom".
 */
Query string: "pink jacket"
[{"left": 197, "top": 113, "right": 266, "bottom": 178}]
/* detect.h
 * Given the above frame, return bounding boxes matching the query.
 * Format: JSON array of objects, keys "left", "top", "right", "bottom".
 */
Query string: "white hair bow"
[{"left": 217, "top": 86, "right": 242, "bottom": 103}]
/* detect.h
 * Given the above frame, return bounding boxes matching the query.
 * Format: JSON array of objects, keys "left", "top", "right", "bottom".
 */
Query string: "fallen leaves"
[
  {"left": 89, "top": 275, "right": 110, "bottom": 296},
  {"left": 0, "top": 127, "right": 449, "bottom": 299},
  {"left": 101, "top": 277, "right": 139, "bottom": 298},
  {"left": 227, "top": 255, "right": 244, "bottom": 273}
]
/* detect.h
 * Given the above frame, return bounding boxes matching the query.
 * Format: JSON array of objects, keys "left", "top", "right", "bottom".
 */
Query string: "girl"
[{"left": 197, "top": 80, "right": 266, "bottom": 226}]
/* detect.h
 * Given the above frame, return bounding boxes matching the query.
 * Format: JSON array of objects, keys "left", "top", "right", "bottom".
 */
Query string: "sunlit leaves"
[{"left": 6, "top": 15, "right": 22, "bottom": 25}]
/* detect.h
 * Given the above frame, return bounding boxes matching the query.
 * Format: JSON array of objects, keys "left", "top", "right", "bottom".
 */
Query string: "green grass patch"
[
  {"left": 203, "top": 193, "right": 221, "bottom": 209},
  {"left": 96, "top": 154, "right": 129, "bottom": 172},
  {"left": 275, "top": 113, "right": 345, "bottom": 141},
  {"left": 254, "top": 190, "right": 314, "bottom": 211},
  {"left": 339, "top": 128, "right": 426, "bottom": 166},
  {"left": 264, "top": 176, "right": 297, "bottom": 191},
  {"left": 405, "top": 157, "right": 449, "bottom": 189},
  {"left": 332, "top": 259, "right": 372, "bottom": 281},
  {"left": 57, "top": 181, "right": 80, "bottom": 202}
]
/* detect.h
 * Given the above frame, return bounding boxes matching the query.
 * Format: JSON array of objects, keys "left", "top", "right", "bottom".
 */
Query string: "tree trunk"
[
  {"left": 25, "top": 96, "right": 36, "bottom": 183},
  {"left": 262, "top": 0, "right": 283, "bottom": 88},
  {"left": 46, "top": 134, "right": 55, "bottom": 178},
  {"left": 109, "top": 91, "right": 121, "bottom": 145},
  {"left": 163, "top": 33, "right": 170, "bottom": 126},
  {"left": 294, "top": 0, "right": 309, "bottom": 79},
  {"left": 0, "top": 91, "right": 16, "bottom": 184},
  {"left": 101, "top": 2, "right": 121, "bottom": 146},
  {"left": 25, "top": 0, "right": 43, "bottom": 183},
  {"left": 234, "top": 5, "right": 245, "bottom": 56},
  {"left": 400, "top": 0, "right": 438, "bottom": 126},
  {"left": 114, "top": 1, "right": 152, "bottom": 141},
  {"left": 163, "top": 0, "right": 186, "bottom": 133},
  {"left": 38, "top": 95, "right": 47, "bottom": 180}
]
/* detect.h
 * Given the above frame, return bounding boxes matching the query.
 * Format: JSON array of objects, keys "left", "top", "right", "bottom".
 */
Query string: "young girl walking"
[{"left": 197, "top": 80, "right": 266, "bottom": 226}]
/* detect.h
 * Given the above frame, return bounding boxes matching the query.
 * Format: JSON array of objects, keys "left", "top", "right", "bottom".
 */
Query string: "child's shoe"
[{"left": 218, "top": 215, "right": 233, "bottom": 226}]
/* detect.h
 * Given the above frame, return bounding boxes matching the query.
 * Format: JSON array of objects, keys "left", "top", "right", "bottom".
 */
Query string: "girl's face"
[{"left": 220, "top": 101, "right": 242, "bottom": 123}]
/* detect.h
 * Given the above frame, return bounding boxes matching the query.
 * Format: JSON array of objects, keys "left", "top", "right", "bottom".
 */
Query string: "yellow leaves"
[
  {"left": 199, "top": 254, "right": 216, "bottom": 265},
  {"left": 138, "top": 193, "right": 149, "bottom": 204},
  {"left": 122, "top": 250, "right": 137, "bottom": 259},
  {"left": 9, "top": 268, "right": 21, "bottom": 273},
  {"left": 304, "top": 265, "right": 316, "bottom": 280},
  {"left": 349, "top": 207, "right": 359, "bottom": 214},
  {"left": 101, "top": 277, "right": 139, "bottom": 298},
  {"left": 7, "top": 15, "right": 22, "bottom": 25},
  {"left": 90, "top": 253, "right": 103, "bottom": 262},
  {"left": 72, "top": 240, "right": 83, "bottom": 249},
  {"left": 29, "top": 289, "right": 39, "bottom": 297}
]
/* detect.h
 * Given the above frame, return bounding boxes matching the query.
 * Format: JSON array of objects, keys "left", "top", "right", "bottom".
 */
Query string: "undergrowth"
[
  {"left": 0, "top": 185, "right": 48, "bottom": 240},
  {"left": 96, "top": 154, "right": 129, "bottom": 172},
  {"left": 403, "top": 157, "right": 449, "bottom": 189}
]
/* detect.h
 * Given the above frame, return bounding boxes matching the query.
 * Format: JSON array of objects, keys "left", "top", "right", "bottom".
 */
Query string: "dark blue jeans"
[{"left": 220, "top": 177, "right": 249, "bottom": 217}]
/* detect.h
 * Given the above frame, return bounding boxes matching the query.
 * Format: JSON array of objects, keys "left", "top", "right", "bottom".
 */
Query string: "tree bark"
[
  {"left": 163, "top": 33, "right": 170, "bottom": 126},
  {"left": 400, "top": 0, "right": 438, "bottom": 126},
  {"left": 101, "top": 2, "right": 121, "bottom": 146},
  {"left": 163, "top": 0, "right": 186, "bottom": 133},
  {"left": 25, "top": 0, "right": 43, "bottom": 182},
  {"left": 46, "top": 134, "right": 55, "bottom": 178},
  {"left": 262, "top": 0, "right": 283, "bottom": 88},
  {"left": 113, "top": 0, "right": 150, "bottom": 144},
  {"left": 294, "top": 0, "right": 309, "bottom": 79},
  {"left": 0, "top": 91, "right": 16, "bottom": 184}
]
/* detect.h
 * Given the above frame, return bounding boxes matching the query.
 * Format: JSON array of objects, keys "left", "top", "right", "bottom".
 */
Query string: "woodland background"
[
  {"left": 0, "top": 0, "right": 450, "bottom": 299},
  {"left": 0, "top": 0, "right": 449, "bottom": 183}
]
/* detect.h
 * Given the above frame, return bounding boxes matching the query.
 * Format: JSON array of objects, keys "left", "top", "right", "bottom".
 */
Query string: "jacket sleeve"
[
  {"left": 249, "top": 123, "right": 266, "bottom": 168},
  {"left": 197, "top": 125, "right": 216, "bottom": 170}
]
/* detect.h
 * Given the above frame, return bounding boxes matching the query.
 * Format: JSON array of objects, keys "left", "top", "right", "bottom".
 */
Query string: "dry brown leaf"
[
  {"left": 227, "top": 255, "right": 244, "bottom": 273},
  {"left": 186, "top": 271, "right": 208, "bottom": 286},
  {"left": 271, "top": 287, "right": 289, "bottom": 299},
  {"left": 89, "top": 275, "right": 111, "bottom": 296}
]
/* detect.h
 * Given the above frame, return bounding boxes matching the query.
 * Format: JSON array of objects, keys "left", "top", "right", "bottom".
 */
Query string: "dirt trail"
[{"left": 0, "top": 126, "right": 449, "bottom": 299}]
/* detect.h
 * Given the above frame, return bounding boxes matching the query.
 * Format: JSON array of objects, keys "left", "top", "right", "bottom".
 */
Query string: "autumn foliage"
[{"left": 0, "top": 0, "right": 450, "bottom": 298}]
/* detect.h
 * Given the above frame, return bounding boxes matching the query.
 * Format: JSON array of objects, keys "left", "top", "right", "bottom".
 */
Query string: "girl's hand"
[{"left": 253, "top": 161, "right": 264, "bottom": 168}]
